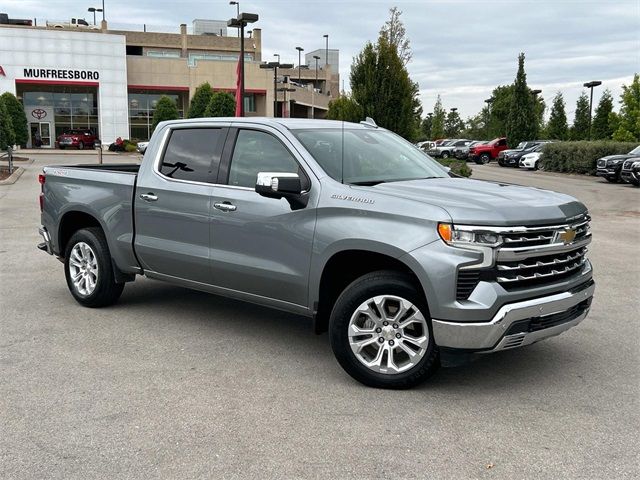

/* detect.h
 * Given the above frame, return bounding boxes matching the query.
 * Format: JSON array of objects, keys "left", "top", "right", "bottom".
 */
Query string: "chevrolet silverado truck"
[
  {"left": 38, "top": 118, "right": 595, "bottom": 389},
  {"left": 470, "top": 137, "right": 509, "bottom": 164}
]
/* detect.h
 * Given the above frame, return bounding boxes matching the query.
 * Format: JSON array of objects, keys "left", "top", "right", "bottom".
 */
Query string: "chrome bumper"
[
  {"left": 432, "top": 280, "right": 595, "bottom": 352},
  {"left": 37, "top": 226, "right": 53, "bottom": 254}
]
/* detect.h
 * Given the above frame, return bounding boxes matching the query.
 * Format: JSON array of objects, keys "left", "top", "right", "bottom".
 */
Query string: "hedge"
[
  {"left": 437, "top": 158, "right": 472, "bottom": 177},
  {"left": 540, "top": 141, "right": 638, "bottom": 175}
]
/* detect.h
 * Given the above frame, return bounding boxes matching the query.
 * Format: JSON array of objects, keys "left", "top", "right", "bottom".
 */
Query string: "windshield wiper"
[{"left": 349, "top": 180, "right": 387, "bottom": 186}]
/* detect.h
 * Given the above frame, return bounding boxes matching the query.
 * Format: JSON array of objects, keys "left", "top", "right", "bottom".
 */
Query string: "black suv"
[{"left": 596, "top": 145, "right": 640, "bottom": 183}]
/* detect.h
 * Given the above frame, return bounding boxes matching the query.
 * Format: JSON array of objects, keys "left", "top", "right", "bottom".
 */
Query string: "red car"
[
  {"left": 57, "top": 129, "right": 98, "bottom": 150},
  {"left": 469, "top": 137, "right": 509, "bottom": 164}
]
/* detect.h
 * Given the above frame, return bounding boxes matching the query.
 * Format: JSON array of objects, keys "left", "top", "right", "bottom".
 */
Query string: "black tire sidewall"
[
  {"left": 64, "top": 228, "right": 121, "bottom": 307},
  {"left": 329, "top": 272, "right": 439, "bottom": 389},
  {"left": 481, "top": 153, "right": 490, "bottom": 164}
]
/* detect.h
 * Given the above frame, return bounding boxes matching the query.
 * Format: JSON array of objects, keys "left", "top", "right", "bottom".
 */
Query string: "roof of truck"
[{"left": 161, "top": 117, "right": 375, "bottom": 131}]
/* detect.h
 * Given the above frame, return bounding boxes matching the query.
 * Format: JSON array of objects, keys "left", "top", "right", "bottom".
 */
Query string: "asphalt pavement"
[{"left": 1, "top": 154, "right": 638, "bottom": 479}]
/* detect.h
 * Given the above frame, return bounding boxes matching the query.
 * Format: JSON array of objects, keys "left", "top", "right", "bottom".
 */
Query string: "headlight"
[{"left": 437, "top": 223, "right": 502, "bottom": 247}]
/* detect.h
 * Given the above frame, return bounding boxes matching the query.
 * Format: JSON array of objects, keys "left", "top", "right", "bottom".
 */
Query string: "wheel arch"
[{"left": 312, "top": 247, "right": 425, "bottom": 334}]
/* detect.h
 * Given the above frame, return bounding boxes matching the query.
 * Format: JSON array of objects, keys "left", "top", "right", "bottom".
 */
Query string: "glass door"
[
  {"left": 29, "top": 122, "right": 52, "bottom": 148},
  {"left": 40, "top": 122, "right": 51, "bottom": 147}
]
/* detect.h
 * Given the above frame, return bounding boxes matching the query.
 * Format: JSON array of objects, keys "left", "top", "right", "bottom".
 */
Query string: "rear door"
[
  {"left": 134, "top": 125, "right": 227, "bottom": 283},
  {"left": 208, "top": 126, "right": 318, "bottom": 307}
]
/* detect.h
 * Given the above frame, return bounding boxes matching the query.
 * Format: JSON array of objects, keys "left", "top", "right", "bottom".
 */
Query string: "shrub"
[
  {"left": 437, "top": 158, "right": 472, "bottom": 177},
  {"left": 205, "top": 91, "right": 236, "bottom": 117},
  {"left": 0, "top": 97, "right": 16, "bottom": 150},
  {"left": 540, "top": 141, "right": 638, "bottom": 175},
  {"left": 0, "top": 92, "right": 28, "bottom": 147},
  {"left": 151, "top": 96, "right": 180, "bottom": 133},
  {"left": 124, "top": 143, "right": 137, "bottom": 152}
]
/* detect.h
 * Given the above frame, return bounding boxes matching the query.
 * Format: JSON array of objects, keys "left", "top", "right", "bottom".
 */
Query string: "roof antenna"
[{"left": 360, "top": 117, "right": 378, "bottom": 128}]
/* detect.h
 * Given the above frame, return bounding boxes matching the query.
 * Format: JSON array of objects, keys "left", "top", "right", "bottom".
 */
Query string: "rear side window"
[{"left": 160, "top": 128, "right": 223, "bottom": 183}]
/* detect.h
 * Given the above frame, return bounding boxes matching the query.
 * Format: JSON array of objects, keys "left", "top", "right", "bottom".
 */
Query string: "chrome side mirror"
[{"left": 256, "top": 172, "right": 302, "bottom": 195}]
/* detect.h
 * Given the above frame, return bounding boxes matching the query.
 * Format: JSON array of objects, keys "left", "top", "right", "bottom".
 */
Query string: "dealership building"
[{"left": 0, "top": 21, "right": 339, "bottom": 147}]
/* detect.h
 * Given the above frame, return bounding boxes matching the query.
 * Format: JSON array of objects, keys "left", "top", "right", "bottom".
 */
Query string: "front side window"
[
  {"left": 228, "top": 130, "right": 301, "bottom": 188},
  {"left": 293, "top": 128, "right": 448, "bottom": 185},
  {"left": 160, "top": 128, "right": 222, "bottom": 182}
]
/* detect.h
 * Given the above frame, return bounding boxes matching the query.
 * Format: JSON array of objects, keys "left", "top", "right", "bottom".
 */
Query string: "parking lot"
[{"left": 1, "top": 154, "right": 638, "bottom": 479}]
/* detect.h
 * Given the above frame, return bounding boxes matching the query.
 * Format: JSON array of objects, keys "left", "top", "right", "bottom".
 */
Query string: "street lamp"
[
  {"left": 484, "top": 98, "right": 494, "bottom": 139},
  {"left": 274, "top": 53, "right": 280, "bottom": 63},
  {"left": 227, "top": 11, "right": 259, "bottom": 117},
  {"left": 531, "top": 89, "right": 542, "bottom": 96},
  {"left": 101, "top": 0, "right": 105, "bottom": 22},
  {"left": 295, "top": 46, "right": 304, "bottom": 84},
  {"left": 312, "top": 55, "right": 321, "bottom": 118},
  {"left": 583, "top": 80, "right": 602, "bottom": 140},
  {"left": 277, "top": 85, "right": 296, "bottom": 118},
  {"left": 229, "top": 1, "right": 240, "bottom": 37},
  {"left": 260, "top": 61, "right": 293, "bottom": 118},
  {"left": 87, "top": 7, "right": 103, "bottom": 25},
  {"left": 323, "top": 34, "right": 329, "bottom": 67}
]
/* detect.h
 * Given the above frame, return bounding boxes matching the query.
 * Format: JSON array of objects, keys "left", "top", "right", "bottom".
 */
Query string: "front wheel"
[
  {"left": 78, "top": 141, "right": 84, "bottom": 150},
  {"left": 441, "top": 151, "right": 450, "bottom": 159},
  {"left": 480, "top": 153, "right": 491, "bottom": 164},
  {"left": 64, "top": 227, "right": 125, "bottom": 307},
  {"left": 329, "top": 271, "right": 440, "bottom": 389}
]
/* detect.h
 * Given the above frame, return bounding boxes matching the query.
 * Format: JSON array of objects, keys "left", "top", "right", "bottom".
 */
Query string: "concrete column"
[{"left": 180, "top": 24, "right": 187, "bottom": 58}]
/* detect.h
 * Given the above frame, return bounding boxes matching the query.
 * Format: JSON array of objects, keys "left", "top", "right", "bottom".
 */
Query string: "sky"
[{"left": 5, "top": 0, "right": 639, "bottom": 121}]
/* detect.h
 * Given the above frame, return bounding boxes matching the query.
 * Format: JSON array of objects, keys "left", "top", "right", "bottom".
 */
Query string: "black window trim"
[
  {"left": 154, "top": 125, "right": 229, "bottom": 186},
  {"left": 217, "top": 126, "right": 312, "bottom": 192}
]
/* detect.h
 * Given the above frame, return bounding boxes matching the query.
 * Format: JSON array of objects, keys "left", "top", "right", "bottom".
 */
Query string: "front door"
[
  {"left": 209, "top": 127, "right": 317, "bottom": 307},
  {"left": 134, "top": 126, "right": 227, "bottom": 284},
  {"left": 30, "top": 122, "right": 52, "bottom": 148}
]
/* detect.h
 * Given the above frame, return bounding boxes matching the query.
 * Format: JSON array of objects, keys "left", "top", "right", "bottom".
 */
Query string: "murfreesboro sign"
[{"left": 22, "top": 68, "right": 100, "bottom": 81}]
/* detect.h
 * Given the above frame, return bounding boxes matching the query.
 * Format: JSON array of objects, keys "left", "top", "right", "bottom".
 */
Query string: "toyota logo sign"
[{"left": 31, "top": 109, "right": 47, "bottom": 120}]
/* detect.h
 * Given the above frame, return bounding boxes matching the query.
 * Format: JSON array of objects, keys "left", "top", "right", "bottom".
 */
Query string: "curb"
[{"left": 0, "top": 167, "right": 25, "bottom": 186}]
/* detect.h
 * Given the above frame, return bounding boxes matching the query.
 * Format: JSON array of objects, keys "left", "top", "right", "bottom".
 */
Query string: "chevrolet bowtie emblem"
[{"left": 558, "top": 228, "right": 576, "bottom": 244}]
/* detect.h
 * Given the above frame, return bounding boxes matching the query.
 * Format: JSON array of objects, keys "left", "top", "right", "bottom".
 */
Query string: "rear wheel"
[
  {"left": 78, "top": 141, "right": 84, "bottom": 150},
  {"left": 441, "top": 151, "right": 450, "bottom": 159},
  {"left": 64, "top": 228, "right": 125, "bottom": 307},
  {"left": 329, "top": 271, "right": 440, "bottom": 389}
]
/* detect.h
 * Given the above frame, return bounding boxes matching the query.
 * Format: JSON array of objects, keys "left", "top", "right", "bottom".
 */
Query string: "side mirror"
[{"left": 255, "top": 172, "right": 308, "bottom": 209}]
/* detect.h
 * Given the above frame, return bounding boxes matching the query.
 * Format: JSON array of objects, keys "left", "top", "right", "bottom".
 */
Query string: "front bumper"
[
  {"left": 432, "top": 279, "right": 595, "bottom": 352},
  {"left": 596, "top": 168, "right": 618, "bottom": 178}
]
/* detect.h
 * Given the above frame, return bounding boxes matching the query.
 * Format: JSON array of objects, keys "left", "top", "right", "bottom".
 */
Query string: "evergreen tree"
[
  {"left": 612, "top": 74, "right": 640, "bottom": 142},
  {"left": 430, "top": 95, "right": 446, "bottom": 139},
  {"left": 486, "top": 85, "right": 513, "bottom": 138},
  {"left": 151, "top": 96, "right": 179, "bottom": 133},
  {"left": 379, "top": 6, "right": 412, "bottom": 65},
  {"left": 350, "top": 36, "right": 420, "bottom": 140},
  {"left": 204, "top": 91, "right": 236, "bottom": 117},
  {"left": 326, "top": 95, "right": 363, "bottom": 123},
  {"left": 0, "top": 97, "right": 16, "bottom": 150},
  {"left": 547, "top": 92, "right": 569, "bottom": 140},
  {"left": 444, "top": 109, "right": 464, "bottom": 137},
  {"left": 421, "top": 114, "right": 433, "bottom": 140},
  {"left": 0, "top": 92, "right": 28, "bottom": 146},
  {"left": 591, "top": 89, "right": 614, "bottom": 140},
  {"left": 461, "top": 112, "right": 487, "bottom": 140},
  {"left": 570, "top": 92, "right": 591, "bottom": 140},
  {"left": 187, "top": 82, "right": 214, "bottom": 118},
  {"left": 506, "top": 53, "right": 537, "bottom": 147},
  {"left": 533, "top": 95, "right": 545, "bottom": 139}
]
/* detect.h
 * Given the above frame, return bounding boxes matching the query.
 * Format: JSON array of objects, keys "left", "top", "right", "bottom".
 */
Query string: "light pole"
[
  {"left": 88, "top": 7, "right": 103, "bottom": 25},
  {"left": 484, "top": 98, "right": 494, "bottom": 139},
  {"left": 277, "top": 85, "right": 296, "bottom": 118},
  {"left": 101, "top": 0, "right": 105, "bottom": 21},
  {"left": 295, "top": 46, "right": 304, "bottom": 84},
  {"left": 583, "top": 80, "right": 602, "bottom": 140},
  {"left": 260, "top": 61, "right": 293, "bottom": 117},
  {"left": 323, "top": 34, "right": 329, "bottom": 67},
  {"left": 312, "top": 55, "right": 321, "bottom": 119},
  {"left": 229, "top": 1, "right": 240, "bottom": 36},
  {"left": 227, "top": 12, "right": 259, "bottom": 117},
  {"left": 274, "top": 53, "right": 280, "bottom": 63}
]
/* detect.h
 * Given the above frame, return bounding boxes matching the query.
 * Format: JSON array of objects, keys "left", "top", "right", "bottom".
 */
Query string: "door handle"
[
  {"left": 139, "top": 193, "right": 158, "bottom": 202},
  {"left": 214, "top": 202, "right": 237, "bottom": 212}
]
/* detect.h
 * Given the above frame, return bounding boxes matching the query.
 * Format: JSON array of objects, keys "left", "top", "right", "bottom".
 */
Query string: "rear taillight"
[{"left": 38, "top": 173, "right": 45, "bottom": 211}]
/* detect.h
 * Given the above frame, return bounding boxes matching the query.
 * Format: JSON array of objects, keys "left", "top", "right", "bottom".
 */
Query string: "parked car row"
[{"left": 596, "top": 145, "right": 640, "bottom": 186}]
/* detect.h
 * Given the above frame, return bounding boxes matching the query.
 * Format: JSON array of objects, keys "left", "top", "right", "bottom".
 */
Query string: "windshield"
[
  {"left": 629, "top": 145, "right": 640, "bottom": 155},
  {"left": 293, "top": 128, "right": 448, "bottom": 184}
]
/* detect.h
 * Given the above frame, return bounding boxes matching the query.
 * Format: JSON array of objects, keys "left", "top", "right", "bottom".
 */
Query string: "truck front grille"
[{"left": 500, "top": 219, "right": 589, "bottom": 248}]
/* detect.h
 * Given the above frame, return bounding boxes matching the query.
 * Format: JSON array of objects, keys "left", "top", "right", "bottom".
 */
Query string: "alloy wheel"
[{"left": 68, "top": 242, "right": 99, "bottom": 295}]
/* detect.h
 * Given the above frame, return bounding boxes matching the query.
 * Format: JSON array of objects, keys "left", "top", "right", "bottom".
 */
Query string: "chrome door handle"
[
  {"left": 214, "top": 202, "right": 237, "bottom": 212},
  {"left": 139, "top": 193, "right": 158, "bottom": 202}
]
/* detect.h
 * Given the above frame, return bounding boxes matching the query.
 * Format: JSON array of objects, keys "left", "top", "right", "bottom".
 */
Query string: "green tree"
[
  {"left": 430, "top": 95, "right": 446, "bottom": 139},
  {"left": 187, "top": 82, "right": 214, "bottom": 118},
  {"left": 0, "top": 92, "right": 28, "bottom": 146},
  {"left": 379, "top": 6, "right": 412, "bottom": 65},
  {"left": 547, "top": 92, "right": 569, "bottom": 140},
  {"left": 204, "top": 91, "right": 236, "bottom": 117},
  {"left": 570, "top": 92, "right": 591, "bottom": 140},
  {"left": 420, "top": 114, "right": 433, "bottom": 140},
  {"left": 506, "top": 53, "right": 537, "bottom": 147},
  {"left": 486, "top": 85, "right": 513, "bottom": 138},
  {"left": 533, "top": 95, "right": 545, "bottom": 139},
  {"left": 0, "top": 97, "right": 16, "bottom": 150},
  {"left": 151, "top": 96, "right": 179, "bottom": 133},
  {"left": 350, "top": 37, "right": 419, "bottom": 140},
  {"left": 461, "top": 112, "right": 487, "bottom": 140},
  {"left": 444, "top": 109, "right": 464, "bottom": 137},
  {"left": 591, "top": 89, "right": 614, "bottom": 140},
  {"left": 612, "top": 74, "right": 640, "bottom": 142},
  {"left": 326, "top": 95, "right": 364, "bottom": 123}
]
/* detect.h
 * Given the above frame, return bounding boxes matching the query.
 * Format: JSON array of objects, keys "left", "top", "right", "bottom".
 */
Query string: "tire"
[
  {"left": 59, "top": 146, "right": 65, "bottom": 150},
  {"left": 441, "top": 151, "right": 450, "bottom": 159},
  {"left": 64, "top": 227, "right": 125, "bottom": 307},
  {"left": 605, "top": 176, "right": 618, "bottom": 183},
  {"left": 329, "top": 271, "right": 440, "bottom": 389},
  {"left": 78, "top": 141, "right": 84, "bottom": 150},
  {"left": 480, "top": 153, "right": 491, "bottom": 164}
]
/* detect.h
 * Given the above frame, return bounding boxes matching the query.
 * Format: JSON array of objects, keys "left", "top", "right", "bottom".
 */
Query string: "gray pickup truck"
[{"left": 38, "top": 118, "right": 595, "bottom": 389}]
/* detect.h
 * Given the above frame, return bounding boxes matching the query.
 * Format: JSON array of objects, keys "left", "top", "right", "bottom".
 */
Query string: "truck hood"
[{"left": 368, "top": 178, "right": 586, "bottom": 226}]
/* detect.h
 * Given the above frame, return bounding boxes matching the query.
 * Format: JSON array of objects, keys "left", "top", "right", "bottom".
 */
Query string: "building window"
[
  {"left": 147, "top": 50, "right": 181, "bottom": 58},
  {"left": 128, "top": 90, "right": 187, "bottom": 140},
  {"left": 244, "top": 93, "right": 256, "bottom": 113}
]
